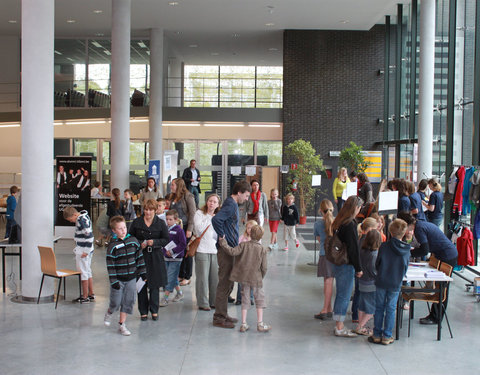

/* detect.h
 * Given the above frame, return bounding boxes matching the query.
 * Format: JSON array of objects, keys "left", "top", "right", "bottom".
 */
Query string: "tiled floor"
[{"left": 1, "top": 220, "right": 480, "bottom": 375}]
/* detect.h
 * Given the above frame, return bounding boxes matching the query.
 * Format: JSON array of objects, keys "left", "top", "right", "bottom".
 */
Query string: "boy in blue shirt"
[
  {"left": 369, "top": 219, "right": 410, "bottom": 345},
  {"left": 5, "top": 185, "right": 18, "bottom": 239}
]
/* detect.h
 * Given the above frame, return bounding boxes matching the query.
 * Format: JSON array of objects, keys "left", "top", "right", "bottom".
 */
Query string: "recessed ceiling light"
[
  {"left": 231, "top": 33, "right": 240, "bottom": 38},
  {"left": 339, "top": 20, "right": 350, "bottom": 24},
  {"left": 54, "top": 50, "right": 62, "bottom": 55},
  {"left": 66, "top": 57, "right": 74, "bottom": 62},
  {"left": 168, "top": 1, "right": 179, "bottom": 5},
  {"left": 92, "top": 41, "right": 102, "bottom": 48},
  {"left": 137, "top": 41, "right": 147, "bottom": 48},
  {"left": 66, "top": 19, "right": 76, "bottom": 23},
  {"left": 268, "top": 47, "right": 278, "bottom": 51},
  {"left": 173, "top": 31, "right": 181, "bottom": 35},
  {"left": 189, "top": 44, "right": 198, "bottom": 48},
  {"left": 95, "top": 33, "right": 104, "bottom": 37},
  {"left": 103, "top": 50, "right": 111, "bottom": 55},
  {"left": 8, "top": 20, "right": 17, "bottom": 24},
  {"left": 265, "top": 23, "right": 275, "bottom": 27},
  {"left": 93, "top": 10, "right": 103, "bottom": 14}
]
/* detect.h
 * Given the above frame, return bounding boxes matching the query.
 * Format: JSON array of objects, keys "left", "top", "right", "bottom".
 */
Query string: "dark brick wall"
[{"left": 282, "top": 26, "right": 385, "bottom": 213}]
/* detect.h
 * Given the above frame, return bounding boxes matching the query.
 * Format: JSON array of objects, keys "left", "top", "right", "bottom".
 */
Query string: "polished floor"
[{"left": 1, "top": 220, "right": 480, "bottom": 375}]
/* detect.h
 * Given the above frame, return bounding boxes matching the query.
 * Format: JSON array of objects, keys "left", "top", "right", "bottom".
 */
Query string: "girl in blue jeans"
[
  {"left": 161, "top": 210, "right": 187, "bottom": 306},
  {"left": 331, "top": 196, "right": 363, "bottom": 337}
]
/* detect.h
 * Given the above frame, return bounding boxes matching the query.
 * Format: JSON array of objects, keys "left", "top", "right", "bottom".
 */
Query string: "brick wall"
[{"left": 282, "top": 26, "right": 385, "bottom": 213}]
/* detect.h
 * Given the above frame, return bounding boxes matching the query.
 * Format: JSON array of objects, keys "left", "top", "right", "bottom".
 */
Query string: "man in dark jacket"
[
  {"left": 182, "top": 159, "right": 201, "bottom": 207},
  {"left": 211, "top": 180, "right": 251, "bottom": 329}
]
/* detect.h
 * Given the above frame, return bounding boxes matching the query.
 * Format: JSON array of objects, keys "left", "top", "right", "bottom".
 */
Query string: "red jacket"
[
  {"left": 453, "top": 166, "right": 466, "bottom": 215},
  {"left": 457, "top": 227, "right": 474, "bottom": 266}
]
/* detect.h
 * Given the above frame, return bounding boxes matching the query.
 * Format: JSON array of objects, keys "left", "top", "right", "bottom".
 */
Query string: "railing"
[{"left": 0, "top": 75, "right": 283, "bottom": 109}]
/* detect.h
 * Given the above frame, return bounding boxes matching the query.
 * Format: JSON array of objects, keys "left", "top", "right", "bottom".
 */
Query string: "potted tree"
[
  {"left": 338, "top": 141, "right": 370, "bottom": 173},
  {"left": 285, "top": 139, "right": 324, "bottom": 224}
]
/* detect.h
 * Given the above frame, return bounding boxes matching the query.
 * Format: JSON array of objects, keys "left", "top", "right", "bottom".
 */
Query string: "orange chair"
[{"left": 37, "top": 246, "right": 81, "bottom": 309}]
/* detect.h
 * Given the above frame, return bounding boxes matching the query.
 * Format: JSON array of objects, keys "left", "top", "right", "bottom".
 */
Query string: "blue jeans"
[
  {"left": 5, "top": 218, "right": 15, "bottom": 239},
  {"left": 190, "top": 186, "right": 200, "bottom": 207},
  {"left": 165, "top": 261, "right": 182, "bottom": 292},
  {"left": 428, "top": 216, "right": 443, "bottom": 227},
  {"left": 333, "top": 264, "right": 355, "bottom": 322},
  {"left": 373, "top": 287, "right": 399, "bottom": 339}
]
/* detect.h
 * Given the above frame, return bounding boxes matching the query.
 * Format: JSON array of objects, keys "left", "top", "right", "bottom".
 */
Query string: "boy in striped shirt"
[
  {"left": 63, "top": 206, "right": 95, "bottom": 304},
  {"left": 104, "top": 216, "right": 146, "bottom": 336}
]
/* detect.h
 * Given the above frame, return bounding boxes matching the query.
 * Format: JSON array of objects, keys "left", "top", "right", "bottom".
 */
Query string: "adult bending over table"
[
  {"left": 397, "top": 212, "right": 458, "bottom": 325},
  {"left": 193, "top": 193, "right": 221, "bottom": 311},
  {"left": 129, "top": 199, "right": 169, "bottom": 321}
]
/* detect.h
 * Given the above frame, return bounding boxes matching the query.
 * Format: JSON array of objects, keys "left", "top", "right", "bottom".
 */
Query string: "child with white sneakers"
[
  {"left": 281, "top": 193, "right": 300, "bottom": 251},
  {"left": 267, "top": 188, "right": 282, "bottom": 250},
  {"left": 104, "top": 216, "right": 146, "bottom": 336},
  {"left": 219, "top": 224, "right": 270, "bottom": 333},
  {"left": 161, "top": 209, "right": 187, "bottom": 305}
]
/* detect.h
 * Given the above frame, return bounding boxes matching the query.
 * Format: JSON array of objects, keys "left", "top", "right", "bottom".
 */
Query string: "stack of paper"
[{"left": 424, "top": 270, "right": 446, "bottom": 279}]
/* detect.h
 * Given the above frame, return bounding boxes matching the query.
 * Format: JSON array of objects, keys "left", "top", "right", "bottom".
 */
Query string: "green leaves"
[{"left": 339, "top": 141, "right": 370, "bottom": 173}]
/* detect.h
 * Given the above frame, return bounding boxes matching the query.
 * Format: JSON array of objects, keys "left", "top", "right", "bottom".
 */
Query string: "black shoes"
[{"left": 419, "top": 316, "right": 437, "bottom": 325}]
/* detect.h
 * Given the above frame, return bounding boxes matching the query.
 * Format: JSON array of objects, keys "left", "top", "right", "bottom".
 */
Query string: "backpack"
[{"left": 325, "top": 230, "right": 348, "bottom": 266}]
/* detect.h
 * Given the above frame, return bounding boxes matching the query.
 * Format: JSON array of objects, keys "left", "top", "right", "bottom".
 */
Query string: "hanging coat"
[{"left": 456, "top": 227, "right": 474, "bottom": 266}]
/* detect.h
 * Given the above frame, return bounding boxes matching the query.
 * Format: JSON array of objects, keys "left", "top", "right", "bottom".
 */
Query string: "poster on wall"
[
  {"left": 149, "top": 160, "right": 160, "bottom": 184},
  {"left": 55, "top": 156, "right": 92, "bottom": 226},
  {"left": 163, "top": 150, "right": 178, "bottom": 195}
]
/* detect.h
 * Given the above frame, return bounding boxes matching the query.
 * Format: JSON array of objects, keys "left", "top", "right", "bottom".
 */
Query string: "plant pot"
[{"left": 299, "top": 216, "right": 307, "bottom": 225}]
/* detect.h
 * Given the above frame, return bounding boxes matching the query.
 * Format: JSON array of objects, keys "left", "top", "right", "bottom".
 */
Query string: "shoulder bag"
[
  {"left": 186, "top": 225, "right": 210, "bottom": 257},
  {"left": 325, "top": 229, "right": 348, "bottom": 266}
]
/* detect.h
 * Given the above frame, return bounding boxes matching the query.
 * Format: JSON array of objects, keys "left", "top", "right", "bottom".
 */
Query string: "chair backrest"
[
  {"left": 439, "top": 262, "right": 453, "bottom": 277},
  {"left": 38, "top": 246, "right": 58, "bottom": 276},
  {"left": 429, "top": 255, "right": 440, "bottom": 269}
]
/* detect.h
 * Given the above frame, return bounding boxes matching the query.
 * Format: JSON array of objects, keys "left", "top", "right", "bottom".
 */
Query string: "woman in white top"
[{"left": 193, "top": 193, "right": 221, "bottom": 311}]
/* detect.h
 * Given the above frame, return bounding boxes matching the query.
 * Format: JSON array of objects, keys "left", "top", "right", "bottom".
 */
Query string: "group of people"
[{"left": 313, "top": 174, "right": 457, "bottom": 343}]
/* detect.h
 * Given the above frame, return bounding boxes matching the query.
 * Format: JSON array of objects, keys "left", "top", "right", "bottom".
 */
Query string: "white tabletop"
[{"left": 404, "top": 263, "right": 453, "bottom": 282}]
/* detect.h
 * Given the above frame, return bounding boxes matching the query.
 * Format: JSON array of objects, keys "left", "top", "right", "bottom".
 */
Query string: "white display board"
[{"left": 378, "top": 191, "right": 399, "bottom": 215}]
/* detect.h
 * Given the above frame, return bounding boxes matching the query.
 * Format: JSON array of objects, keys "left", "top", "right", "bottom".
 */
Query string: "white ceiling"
[{"left": 0, "top": 0, "right": 401, "bottom": 65}]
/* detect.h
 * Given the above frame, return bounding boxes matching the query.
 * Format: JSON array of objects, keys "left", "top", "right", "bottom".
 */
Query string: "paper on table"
[
  {"left": 409, "top": 262, "right": 428, "bottom": 267},
  {"left": 136, "top": 278, "right": 146, "bottom": 293}
]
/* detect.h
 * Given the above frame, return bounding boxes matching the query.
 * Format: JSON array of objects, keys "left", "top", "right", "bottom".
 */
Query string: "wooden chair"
[
  {"left": 428, "top": 254, "right": 440, "bottom": 269},
  {"left": 37, "top": 246, "right": 81, "bottom": 309},
  {"left": 402, "top": 262, "right": 453, "bottom": 338}
]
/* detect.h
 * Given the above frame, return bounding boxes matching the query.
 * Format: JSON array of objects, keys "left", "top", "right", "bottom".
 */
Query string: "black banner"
[{"left": 55, "top": 156, "right": 92, "bottom": 226}]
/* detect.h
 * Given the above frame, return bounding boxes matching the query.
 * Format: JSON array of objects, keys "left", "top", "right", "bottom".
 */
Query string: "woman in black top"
[
  {"left": 129, "top": 199, "right": 169, "bottom": 321},
  {"left": 331, "top": 195, "right": 363, "bottom": 337},
  {"left": 357, "top": 173, "right": 374, "bottom": 204},
  {"left": 107, "top": 188, "right": 124, "bottom": 218}
]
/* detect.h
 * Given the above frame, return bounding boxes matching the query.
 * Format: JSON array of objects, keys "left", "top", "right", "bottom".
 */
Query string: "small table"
[
  {"left": 1, "top": 236, "right": 61, "bottom": 293},
  {"left": 396, "top": 264, "right": 453, "bottom": 341}
]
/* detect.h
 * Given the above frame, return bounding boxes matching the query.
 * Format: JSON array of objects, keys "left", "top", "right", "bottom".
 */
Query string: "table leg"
[
  {"left": 2, "top": 247, "right": 5, "bottom": 293},
  {"left": 19, "top": 246, "right": 22, "bottom": 280},
  {"left": 395, "top": 293, "right": 401, "bottom": 340},
  {"left": 437, "top": 282, "right": 444, "bottom": 341}
]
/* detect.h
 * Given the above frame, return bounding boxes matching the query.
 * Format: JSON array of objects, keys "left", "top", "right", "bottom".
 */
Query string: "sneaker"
[
  {"left": 268, "top": 244, "right": 274, "bottom": 250},
  {"left": 257, "top": 322, "right": 271, "bottom": 332},
  {"left": 239, "top": 323, "right": 249, "bottom": 332},
  {"left": 159, "top": 297, "right": 169, "bottom": 307},
  {"left": 273, "top": 243, "right": 279, "bottom": 250},
  {"left": 95, "top": 239, "right": 103, "bottom": 246},
  {"left": 282, "top": 247, "right": 289, "bottom": 251},
  {"left": 172, "top": 292, "right": 184, "bottom": 302},
  {"left": 88, "top": 295, "right": 95, "bottom": 301},
  {"left": 72, "top": 297, "right": 90, "bottom": 303},
  {"left": 368, "top": 335, "right": 382, "bottom": 344},
  {"left": 118, "top": 323, "right": 131, "bottom": 336},
  {"left": 381, "top": 336, "right": 394, "bottom": 345},
  {"left": 296, "top": 239, "right": 300, "bottom": 248},
  {"left": 104, "top": 312, "right": 112, "bottom": 327},
  {"left": 334, "top": 328, "right": 357, "bottom": 337}
]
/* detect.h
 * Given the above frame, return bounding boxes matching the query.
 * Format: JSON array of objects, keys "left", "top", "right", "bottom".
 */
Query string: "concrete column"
[
  {"left": 417, "top": 0, "right": 436, "bottom": 181},
  {"left": 149, "top": 28, "right": 164, "bottom": 167},
  {"left": 111, "top": 0, "right": 131, "bottom": 191},
  {"left": 168, "top": 57, "right": 183, "bottom": 107},
  {"left": 21, "top": 0, "right": 55, "bottom": 299}
]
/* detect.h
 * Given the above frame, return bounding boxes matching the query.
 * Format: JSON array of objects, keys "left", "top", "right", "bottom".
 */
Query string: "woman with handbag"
[
  {"left": 170, "top": 178, "right": 197, "bottom": 286},
  {"left": 193, "top": 193, "right": 221, "bottom": 311},
  {"left": 331, "top": 195, "right": 363, "bottom": 337},
  {"left": 129, "top": 199, "right": 170, "bottom": 321}
]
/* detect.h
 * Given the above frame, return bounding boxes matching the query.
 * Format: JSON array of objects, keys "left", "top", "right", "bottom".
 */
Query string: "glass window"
[
  {"left": 256, "top": 141, "right": 282, "bottom": 166},
  {"left": 73, "top": 139, "right": 98, "bottom": 182}
]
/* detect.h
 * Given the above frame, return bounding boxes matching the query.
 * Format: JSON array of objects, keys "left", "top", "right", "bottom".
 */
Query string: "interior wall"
[
  {"left": 282, "top": 26, "right": 385, "bottom": 212},
  {"left": 0, "top": 36, "right": 20, "bottom": 112}
]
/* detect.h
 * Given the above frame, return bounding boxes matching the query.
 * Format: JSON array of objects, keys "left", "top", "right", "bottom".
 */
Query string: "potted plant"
[
  {"left": 338, "top": 141, "right": 371, "bottom": 173},
  {"left": 285, "top": 139, "right": 324, "bottom": 224}
]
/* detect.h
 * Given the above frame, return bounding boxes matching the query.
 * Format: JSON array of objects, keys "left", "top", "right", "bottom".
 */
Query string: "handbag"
[
  {"left": 325, "top": 229, "right": 348, "bottom": 266},
  {"left": 186, "top": 225, "right": 210, "bottom": 257}
]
